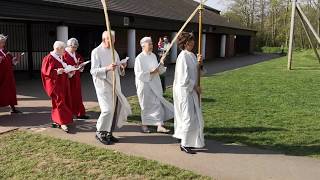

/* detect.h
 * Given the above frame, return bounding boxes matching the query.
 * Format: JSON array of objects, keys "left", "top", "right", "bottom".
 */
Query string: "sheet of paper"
[
  {"left": 64, "top": 65, "right": 78, "bottom": 73},
  {"left": 77, "top": 60, "right": 90, "bottom": 69},
  {"left": 116, "top": 57, "right": 129, "bottom": 65}
]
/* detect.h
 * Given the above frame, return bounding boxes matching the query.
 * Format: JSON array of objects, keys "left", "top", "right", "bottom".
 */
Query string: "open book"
[{"left": 63, "top": 61, "right": 91, "bottom": 73}]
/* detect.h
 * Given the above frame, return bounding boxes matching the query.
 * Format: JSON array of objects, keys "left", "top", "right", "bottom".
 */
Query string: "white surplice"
[
  {"left": 90, "top": 43, "right": 132, "bottom": 132},
  {"left": 134, "top": 52, "right": 174, "bottom": 126},
  {"left": 172, "top": 50, "right": 205, "bottom": 148}
]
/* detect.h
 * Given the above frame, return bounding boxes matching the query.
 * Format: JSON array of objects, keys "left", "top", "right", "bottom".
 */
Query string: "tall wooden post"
[
  {"left": 101, "top": 0, "right": 116, "bottom": 112},
  {"left": 318, "top": 0, "right": 320, "bottom": 48},
  {"left": 287, "top": 0, "right": 296, "bottom": 70},
  {"left": 159, "top": 1, "right": 207, "bottom": 64},
  {"left": 296, "top": 4, "right": 320, "bottom": 44},
  {"left": 197, "top": 0, "right": 204, "bottom": 104},
  {"left": 297, "top": 9, "right": 320, "bottom": 62}
]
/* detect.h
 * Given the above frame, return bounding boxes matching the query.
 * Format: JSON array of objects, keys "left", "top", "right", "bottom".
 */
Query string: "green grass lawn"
[
  {"left": 129, "top": 50, "right": 320, "bottom": 158},
  {"left": 0, "top": 131, "right": 208, "bottom": 180}
]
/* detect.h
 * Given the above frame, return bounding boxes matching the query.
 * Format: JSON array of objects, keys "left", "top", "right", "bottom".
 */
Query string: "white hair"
[
  {"left": 102, "top": 30, "right": 115, "bottom": 41},
  {"left": 140, "top": 37, "right": 152, "bottom": 47},
  {"left": 0, "top": 34, "right": 8, "bottom": 42},
  {"left": 53, "top": 41, "right": 66, "bottom": 49},
  {"left": 67, "top": 38, "right": 79, "bottom": 47}
]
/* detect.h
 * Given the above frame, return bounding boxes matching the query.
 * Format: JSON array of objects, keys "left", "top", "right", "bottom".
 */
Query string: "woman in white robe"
[
  {"left": 91, "top": 31, "right": 132, "bottom": 145},
  {"left": 134, "top": 37, "right": 174, "bottom": 133},
  {"left": 173, "top": 32, "right": 205, "bottom": 154}
]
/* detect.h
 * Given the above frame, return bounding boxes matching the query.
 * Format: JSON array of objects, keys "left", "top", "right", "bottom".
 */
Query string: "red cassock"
[
  {"left": 63, "top": 51, "right": 86, "bottom": 117},
  {"left": 0, "top": 49, "right": 17, "bottom": 107},
  {"left": 41, "top": 54, "right": 73, "bottom": 125}
]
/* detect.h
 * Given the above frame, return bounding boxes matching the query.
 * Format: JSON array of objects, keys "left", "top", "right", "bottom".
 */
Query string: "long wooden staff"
[
  {"left": 197, "top": 0, "right": 204, "bottom": 104},
  {"left": 159, "top": 0, "right": 208, "bottom": 64},
  {"left": 101, "top": 0, "right": 116, "bottom": 112}
]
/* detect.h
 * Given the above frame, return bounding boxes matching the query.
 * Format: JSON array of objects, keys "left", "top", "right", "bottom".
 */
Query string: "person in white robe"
[
  {"left": 134, "top": 37, "right": 174, "bottom": 133},
  {"left": 91, "top": 31, "right": 132, "bottom": 145},
  {"left": 172, "top": 32, "right": 205, "bottom": 154}
]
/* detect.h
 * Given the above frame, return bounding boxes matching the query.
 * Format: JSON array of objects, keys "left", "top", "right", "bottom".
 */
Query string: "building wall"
[
  {"left": 226, "top": 35, "right": 235, "bottom": 57},
  {"left": 205, "top": 33, "right": 221, "bottom": 60},
  {"left": 0, "top": 20, "right": 255, "bottom": 72}
]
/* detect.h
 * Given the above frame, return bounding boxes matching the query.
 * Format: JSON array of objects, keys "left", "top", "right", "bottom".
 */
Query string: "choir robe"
[
  {"left": 41, "top": 52, "right": 73, "bottom": 125},
  {"left": 0, "top": 49, "right": 17, "bottom": 107},
  {"left": 134, "top": 52, "right": 174, "bottom": 125},
  {"left": 172, "top": 50, "right": 205, "bottom": 148},
  {"left": 90, "top": 44, "right": 132, "bottom": 132},
  {"left": 63, "top": 51, "right": 86, "bottom": 117}
]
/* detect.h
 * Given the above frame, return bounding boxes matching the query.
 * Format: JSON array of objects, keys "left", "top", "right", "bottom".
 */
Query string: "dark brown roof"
[{"left": 41, "top": 0, "right": 253, "bottom": 31}]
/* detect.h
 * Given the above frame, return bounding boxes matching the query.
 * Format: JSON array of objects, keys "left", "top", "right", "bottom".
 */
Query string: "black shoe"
[
  {"left": 51, "top": 123, "right": 60, "bottom": 128},
  {"left": 61, "top": 125, "right": 70, "bottom": 133},
  {"left": 76, "top": 115, "right": 90, "bottom": 119},
  {"left": 176, "top": 139, "right": 181, "bottom": 143},
  {"left": 110, "top": 135, "right": 119, "bottom": 143},
  {"left": 10, "top": 109, "right": 22, "bottom": 114},
  {"left": 180, "top": 146, "right": 196, "bottom": 154},
  {"left": 96, "top": 132, "right": 113, "bottom": 145}
]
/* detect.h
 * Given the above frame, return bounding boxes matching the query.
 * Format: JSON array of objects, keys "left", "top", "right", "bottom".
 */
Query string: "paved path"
[{"left": 3, "top": 53, "right": 320, "bottom": 180}]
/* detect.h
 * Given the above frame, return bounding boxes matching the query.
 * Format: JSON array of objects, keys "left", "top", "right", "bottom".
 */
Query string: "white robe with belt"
[
  {"left": 90, "top": 43, "right": 132, "bottom": 132},
  {"left": 172, "top": 50, "right": 205, "bottom": 148},
  {"left": 134, "top": 52, "right": 174, "bottom": 125}
]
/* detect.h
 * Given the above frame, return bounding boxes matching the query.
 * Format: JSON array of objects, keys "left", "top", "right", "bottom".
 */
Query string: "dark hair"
[{"left": 178, "top": 32, "right": 195, "bottom": 50}]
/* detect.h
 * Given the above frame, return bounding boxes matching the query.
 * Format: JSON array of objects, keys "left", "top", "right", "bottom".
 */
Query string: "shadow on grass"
[
  {"left": 204, "top": 131, "right": 320, "bottom": 157},
  {"left": 291, "top": 67, "right": 320, "bottom": 71},
  {"left": 204, "top": 126, "right": 286, "bottom": 134}
]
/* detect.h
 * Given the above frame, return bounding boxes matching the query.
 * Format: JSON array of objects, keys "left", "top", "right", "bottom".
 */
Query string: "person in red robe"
[
  {"left": 0, "top": 34, "right": 21, "bottom": 114},
  {"left": 63, "top": 38, "right": 89, "bottom": 119},
  {"left": 41, "top": 41, "right": 73, "bottom": 133}
]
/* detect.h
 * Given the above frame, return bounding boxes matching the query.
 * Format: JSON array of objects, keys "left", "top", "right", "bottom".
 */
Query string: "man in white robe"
[
  {"left": 134, "top": 37, "right": 174, "bottom": 133},
  {"left": 91, "top": 31, "right": 132, "bottom": 145},
  {"left": 173, "top": 33, "right": 205, "bottom": 154}
]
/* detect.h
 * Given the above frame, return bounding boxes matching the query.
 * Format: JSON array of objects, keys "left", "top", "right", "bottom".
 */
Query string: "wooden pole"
[
  {"left": 287, "top": 0, "right": 296, "bottom": 70},
  {"left": 159, "top": 0, "right": 208, "bottom": 64},
  {"left": 101, "top": 0, "right": 116, "bottom": 111},
  {"left": 296, "top": 4, "right": 320, "bottom": 44},
  {"left": 197, "top": 0, "right": 204, "bottom": 104},
  {"left": 318, "top": 0, "right": 320, "bottom": 48},
  {"left": 297, "top": 9, "right": 320, "bottom": 62}
]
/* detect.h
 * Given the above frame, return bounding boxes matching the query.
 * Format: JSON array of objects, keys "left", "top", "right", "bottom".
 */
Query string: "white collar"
[
  {"left": 0, "top": 49, "right": 5, "bottom": 56},
  {"left": 66, "top": 49, "right": 78, "bottom": 63},
  {"left": 142, "top": 51, "right": 152, "bottom": 56},
  {"left": 50, "top": 52, "right": 67, "bottom": 68},
  {"left": 184, "top": 50, "right": 193, "bottom": 54}
]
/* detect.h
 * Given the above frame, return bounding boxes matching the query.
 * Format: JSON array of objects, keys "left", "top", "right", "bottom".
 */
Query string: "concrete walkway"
[{"left": 2, "top": 53, "right": 320, "bottom": 180}]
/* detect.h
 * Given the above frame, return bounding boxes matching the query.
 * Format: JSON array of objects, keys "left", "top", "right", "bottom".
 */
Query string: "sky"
[{"left": 194, "top": 0, "right": 230, "bottom": 12}]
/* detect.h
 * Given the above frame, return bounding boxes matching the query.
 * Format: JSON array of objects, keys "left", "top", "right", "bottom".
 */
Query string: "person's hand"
[
  {"left": 197, "top": 54, "right": 203, "bottom": 63},
  {"left": 68, "top": 71, "right": 75, "bottom": 78},
  {"left": 56, "top": 68, "right": 64, "bottom": 75},
  {"left": 150, "top": 67, "right": 159, "bottom": 74},
  {"left": 79, "top": 66, "right": 85, "bottom": 72},
  {"left": 106, "top": 63, "right": 117, "bottom": 71},
  {"left": 120, "top": 62, "right": 127, "bottom": 69}
]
